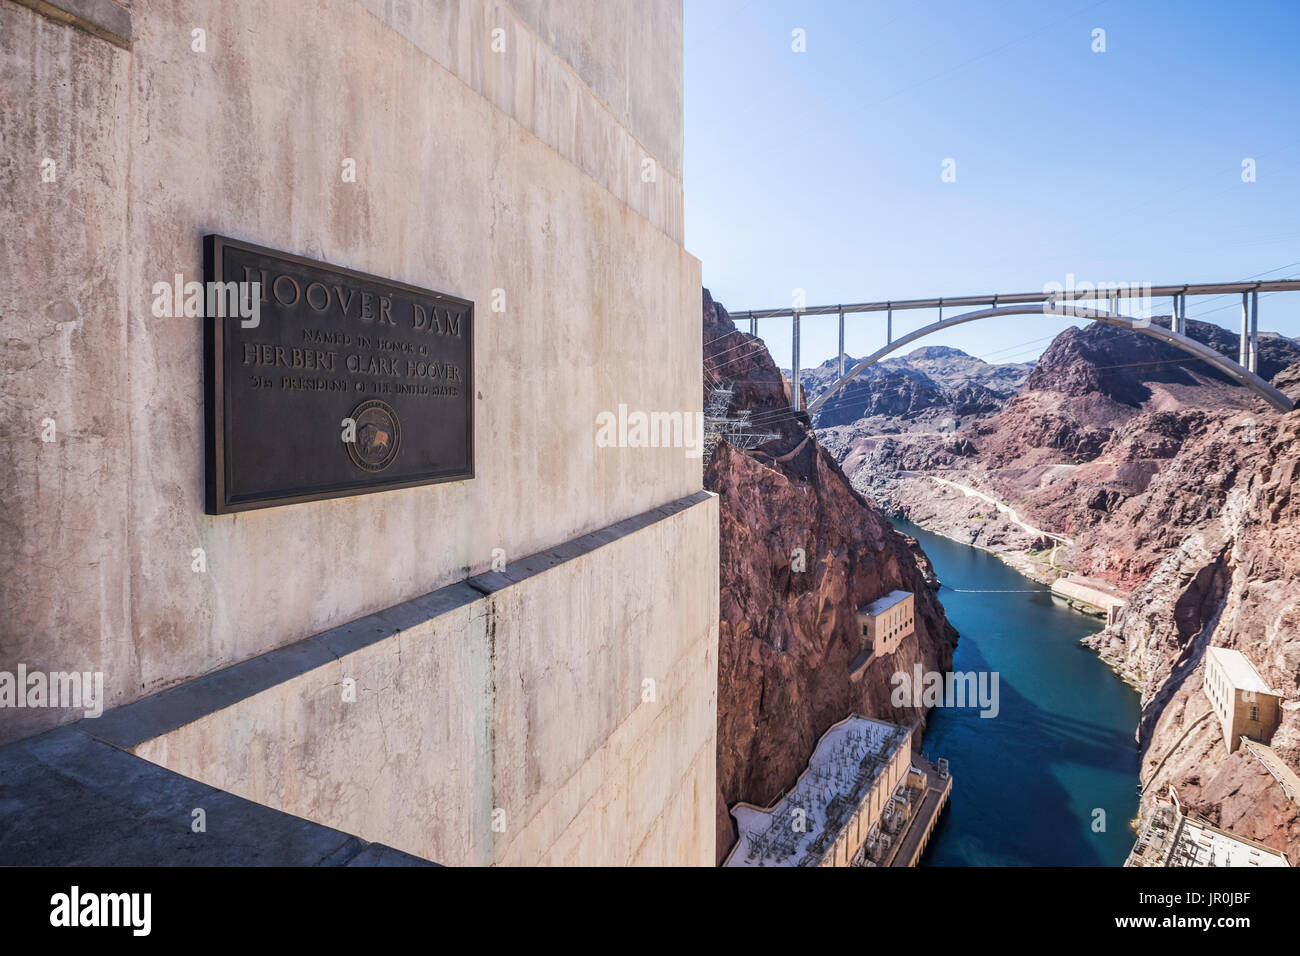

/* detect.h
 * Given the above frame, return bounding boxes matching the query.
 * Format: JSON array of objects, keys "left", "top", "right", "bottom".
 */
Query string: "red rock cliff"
[{"left": 1083, "top": 403, "right": 1300, "bottom": 861}]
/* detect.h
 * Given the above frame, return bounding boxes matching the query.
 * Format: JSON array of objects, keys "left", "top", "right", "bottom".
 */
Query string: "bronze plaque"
[{"left": 204, "top": 235, "right": 473, "bottom": 514}]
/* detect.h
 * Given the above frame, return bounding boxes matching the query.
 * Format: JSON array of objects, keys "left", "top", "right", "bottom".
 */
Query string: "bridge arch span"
[{"left": 805, "top": 304, "right": 1294, "bottom": 415}]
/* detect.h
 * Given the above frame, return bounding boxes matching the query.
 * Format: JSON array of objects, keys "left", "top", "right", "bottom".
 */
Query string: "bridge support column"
[
  {"left": 749, "top": 314, "right": 756, "bottom": 337},
  {"left": 838, "top": 308, "right": 845, "bottom": 379},
  {"left": 1240, "top": 293, "right": 1249, "bottom": 368},
  {"left": 1249, "top": 290, "right": 1259, "bottom": 373},
  {"left": 792, "top": 311, "right": 801, "bottom": 412},
  {"left": 886, "top": 306, "right": 892, "bottom": 345}
]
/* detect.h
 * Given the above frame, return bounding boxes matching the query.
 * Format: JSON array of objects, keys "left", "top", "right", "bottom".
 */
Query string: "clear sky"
[{"left": 684, "top": 0, "right": 1300, "bottom": 371}]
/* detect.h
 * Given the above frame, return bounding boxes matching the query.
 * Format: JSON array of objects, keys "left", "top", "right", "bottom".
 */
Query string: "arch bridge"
[{"left": 729, "top": 281, "right": 1300, "bottom": 414}]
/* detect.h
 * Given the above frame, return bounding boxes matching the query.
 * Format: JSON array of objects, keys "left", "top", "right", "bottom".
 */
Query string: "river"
[{"left": 892, "top": 518, "right": 1142, "bottom": 866}]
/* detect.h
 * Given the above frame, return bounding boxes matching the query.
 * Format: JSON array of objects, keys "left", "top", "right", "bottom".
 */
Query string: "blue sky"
[{"left": 684, "top": 0, "right": 1300, "bottom": 371}]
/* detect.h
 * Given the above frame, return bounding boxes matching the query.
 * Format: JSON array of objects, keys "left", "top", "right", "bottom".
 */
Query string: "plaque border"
[{"left": 204, "top": 234, "right": 475, "bottom": 515}]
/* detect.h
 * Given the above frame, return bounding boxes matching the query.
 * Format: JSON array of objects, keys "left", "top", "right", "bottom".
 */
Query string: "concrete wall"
[
  {"left": 1, "top": 0, "right": 701, "bottom": 740},
  {"left": 1050, "top": 577, "right": 1126, "bottom": 620},
  {"left": 128, "top": 494, "right": 718, "bottom": 866},
  {"left": 0, "top": 0, "right": 714, "bottom": 865},
  {"left": 1225, "top": 689, "right": 1281, "bottom": 753}
]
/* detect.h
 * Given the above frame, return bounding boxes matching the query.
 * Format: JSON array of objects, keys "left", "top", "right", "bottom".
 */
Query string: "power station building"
[
  {"left": 0, "top": 0, "right": 717, "bottom": 866},
  {"left": 724, "top": 715, "right": 951, "bottom": 868},
  {"left": 724, "top": 717, "right": 914, "bottom": 867},
  {"left": 1204, "top": 647, "right": 1282, "bottom": 754},
  {"left": 858, "top": 590, "right": 915, "bottom": 658}
]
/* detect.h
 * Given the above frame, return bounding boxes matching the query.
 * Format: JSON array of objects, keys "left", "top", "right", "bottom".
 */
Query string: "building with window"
[
  {"left": 1204, "top": 647, "right": 1282, "bottom": 753},
  {"left": 857, "top": 590, "right": 915, "bottom": 659}
]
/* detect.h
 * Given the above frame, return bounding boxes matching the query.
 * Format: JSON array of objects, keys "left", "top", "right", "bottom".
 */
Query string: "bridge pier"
[
  {"left": 1250, "top": 290, "right": 1259, "bottom": 373},
  {"left": 1240, "top": 293, "right": 1249, "bottom": 368},
  {"left": 838, "top": 307, "right": 845, "bottom": 379},
  {"left": 792, "top": 311, "right": 802, "bottom": 412},
  {"left": 1171, "top": 293, "right": 1188, "bottom": 335}
]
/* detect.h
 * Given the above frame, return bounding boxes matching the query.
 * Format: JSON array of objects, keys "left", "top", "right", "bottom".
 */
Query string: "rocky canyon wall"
[
  {"left": 703, "top": 290, "right": 957, "bottom": 863},
  {"left": 1083, "top": 398, "right": 1300, "bottom": 859},
  {"left": 820, "top": 317, "right": 1300, "bottom": 861}
]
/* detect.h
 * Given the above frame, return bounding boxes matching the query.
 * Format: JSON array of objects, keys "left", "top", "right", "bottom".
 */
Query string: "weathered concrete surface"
[
  {"left": 0, "top": 726, "right": 435, "bottom": 865},
  {"left": 0, "top": 0, "right": 134, "bottom": 743},
  {"left": 0, "top": 0, "right": 702, "bottom": 744},
  {"left": 123, "top": 493, "right": 718, "bottom": 866},
  {"left": 8, "top": 0, "right": 132, "bottom": 48},
  {"left": 362, "top": 0, "right": 684, "bottom": 236}
]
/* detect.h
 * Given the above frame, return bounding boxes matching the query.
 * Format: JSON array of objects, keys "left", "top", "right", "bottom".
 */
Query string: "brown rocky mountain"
[
  {"left": 702, "top": 289, "right": 957, "bottom": 863},
  {"left": 801, "top": 345, "right": 1032, "bottom": 429},
  {"left": 818, "top": 314, "right": 1300, "bottom": 861},
  {"left": 1078, "top": 384, "right": 1300, "bottom": 858},
  {"left": 838, "top": 319, "right": 1300, "bottom": 582}
]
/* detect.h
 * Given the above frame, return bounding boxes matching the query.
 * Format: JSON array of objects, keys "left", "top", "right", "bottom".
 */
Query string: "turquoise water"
[{"left": 892, "top": 518, "right": 1142, "bottom": 866}]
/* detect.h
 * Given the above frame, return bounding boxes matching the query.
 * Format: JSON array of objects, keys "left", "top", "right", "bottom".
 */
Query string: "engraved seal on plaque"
[{"left": 347, "top": 400, "right": 401, "bottom": 472}]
